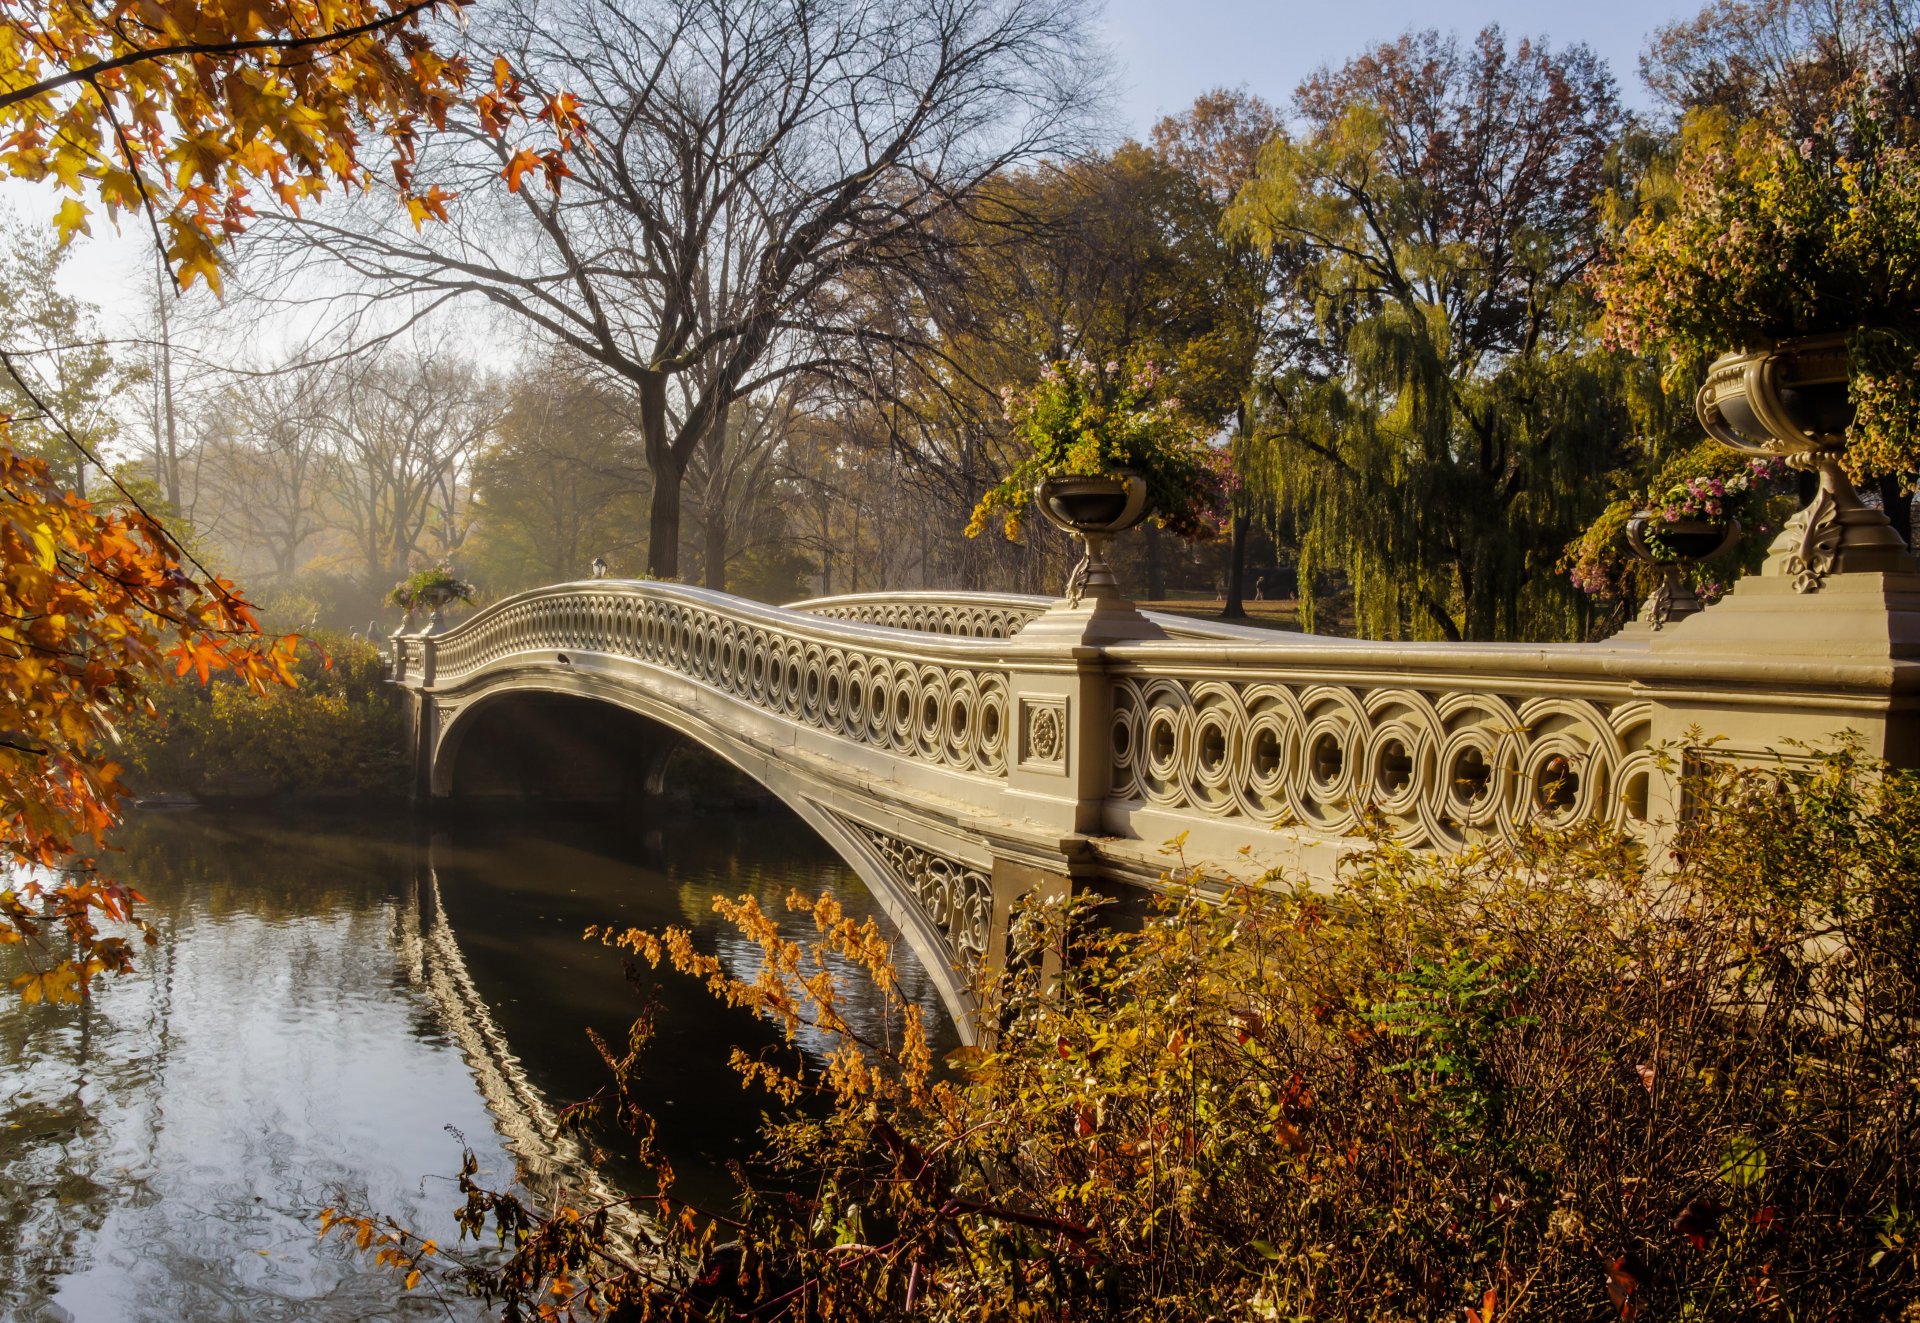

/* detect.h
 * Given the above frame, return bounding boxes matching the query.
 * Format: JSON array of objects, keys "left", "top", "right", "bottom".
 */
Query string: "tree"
[
  {"left": 0, "top": 0, "right": 580, "bottom": 289},
  {"left": 1642, "top": 0, "right": 1920, "bottom": 131},
  {"left": 1150, "top": 90, "right": 1291, "bottom": 617},
  {"left": 194, "top": 366, "right": 336, "bottom": 584},
  {"left": 0, "top": 0, "right": 569, "bottom": 1003},
  {"left": 321, "top": 353, "right": 498, "bottom": 589},
  {"left": 466, "top": 360, "right": 650, "bottom": 591},
  {"left": 267, "top": 0, "right": 1101, "bottom": 578},
  {"left": 0, "top": 219, "right": 134, "bottom": 496},
  {"left": 1227, "top": 28, "right": 1641, "bottom": 641}
]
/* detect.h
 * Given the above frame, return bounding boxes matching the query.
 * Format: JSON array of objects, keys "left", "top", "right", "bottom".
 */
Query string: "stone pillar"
[
  {"left": 1635, "top": 571, "right": 1920, "bottom": 820},
  {"left": 406, "top": 688, "right": 439, "bottom": 805}
]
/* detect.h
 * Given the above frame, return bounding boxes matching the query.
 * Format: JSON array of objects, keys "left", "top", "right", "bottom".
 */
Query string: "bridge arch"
[{"left": 429, "top": 674, "right": 985, "bottom": 1041}]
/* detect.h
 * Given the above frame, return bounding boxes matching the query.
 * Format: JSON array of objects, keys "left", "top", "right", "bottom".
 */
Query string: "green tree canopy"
[{"left": 1227, "top": 27, "right": 1657, "bottom": 641}]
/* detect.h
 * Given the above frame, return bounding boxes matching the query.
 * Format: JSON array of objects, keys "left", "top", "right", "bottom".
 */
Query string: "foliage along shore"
[{"left": 119, "top": 630, "right": 409, "bottom": 804}]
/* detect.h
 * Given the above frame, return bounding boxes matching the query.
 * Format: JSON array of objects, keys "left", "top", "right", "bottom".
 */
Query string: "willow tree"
[{"left": 1228, "top": 28, "right": 1642, "bottom": 642}]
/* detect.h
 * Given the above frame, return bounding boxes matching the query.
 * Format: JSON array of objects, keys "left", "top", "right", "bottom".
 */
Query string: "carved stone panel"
[
  {"left": 848, "top": 822, "right": 993, "bottom": 969},
  {"left": 1018, "top": 696, "right": 1069, "bottom": 774}
]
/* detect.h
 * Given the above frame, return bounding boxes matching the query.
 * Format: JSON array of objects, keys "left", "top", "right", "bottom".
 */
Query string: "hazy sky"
[
  {"left": 26, "top": 0, "right": 1704, "bottom": 318},
  {"left": 1098, "top": 0, "right": 1694, "bottom": 132}
]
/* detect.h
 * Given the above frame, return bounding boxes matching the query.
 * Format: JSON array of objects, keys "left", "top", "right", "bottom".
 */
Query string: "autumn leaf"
[
  {"left": 501, "top": 148, "right": 541, "bottom": 193},
  {"left": 52, "top": 197, "right": 89, "bottom": 246}
]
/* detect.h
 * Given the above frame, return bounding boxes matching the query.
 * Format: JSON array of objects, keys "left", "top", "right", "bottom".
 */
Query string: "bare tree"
[
  {"left": 263, "top": 0, "right": 1104, "bottom": 578},
  {"left": 319, "top": 354, "right": 500, "bottom": 587},
  {"left": 194, "top": 368, "right": 334, "bottom": 583}
]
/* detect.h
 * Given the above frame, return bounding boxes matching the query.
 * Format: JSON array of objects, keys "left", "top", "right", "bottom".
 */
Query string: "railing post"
[{"left": 1634, "top": 571, "right": 1920, "bottom": 817}]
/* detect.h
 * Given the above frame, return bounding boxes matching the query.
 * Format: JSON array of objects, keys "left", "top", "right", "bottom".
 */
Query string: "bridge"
[{"left": 390, "top": 571, "right": 1920, "bottom": 1038}]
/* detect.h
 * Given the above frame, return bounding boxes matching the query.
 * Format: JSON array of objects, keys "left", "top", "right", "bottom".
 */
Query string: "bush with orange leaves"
[{"left": 344, "top": 745, "right": 1920, "bottom": 1322}]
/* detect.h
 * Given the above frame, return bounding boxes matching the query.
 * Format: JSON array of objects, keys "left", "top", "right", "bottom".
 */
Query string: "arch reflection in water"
[
  {"left": 422, "top": 797, "right": 957, "bottom": 1211},
  {"left": 0, "top": 794, "right": 950, "bottom": 1320}
]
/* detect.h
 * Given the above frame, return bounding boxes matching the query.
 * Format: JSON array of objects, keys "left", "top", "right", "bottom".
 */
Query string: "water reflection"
[{"left": 0, "top": 801, "right": 950, "bottom": 1320}]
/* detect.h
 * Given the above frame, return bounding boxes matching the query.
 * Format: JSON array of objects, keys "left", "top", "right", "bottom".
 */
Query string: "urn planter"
[
  {"left": 1624, "top": 512, "right": 1740, "bottom": 630},
  {"left": 1033, "top": 471, "right": 1150, "bottom": 607},
  {"left": 1696, "top": 335, "right": 1915, "bottom": 589}
]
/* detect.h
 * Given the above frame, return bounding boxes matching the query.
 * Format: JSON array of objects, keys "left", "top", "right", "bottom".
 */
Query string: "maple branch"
[
  {"left": 0, "top": 0, "right": 448, "bottom": 113},
  {"left": 84, "top": 76, "right": 179, "bottom": 295},
  {"left": 0, "top": 347, "right": 239, "bottom": 607}
]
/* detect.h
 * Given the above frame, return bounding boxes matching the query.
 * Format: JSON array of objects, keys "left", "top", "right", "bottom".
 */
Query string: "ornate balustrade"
[
  {"left": 1103, "top": 642, "right": 1649, "bottom": 854},
  {"left": 791, "top": 591, "right": 1049, "bottom": 639},
  {"left": 428, "top": 582, "right": 1017, "bottom": 780}
]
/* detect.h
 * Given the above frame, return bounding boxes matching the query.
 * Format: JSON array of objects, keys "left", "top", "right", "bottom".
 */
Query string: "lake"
[{"left": 0, "top": 802, "right": 950, "bottom": 1321}]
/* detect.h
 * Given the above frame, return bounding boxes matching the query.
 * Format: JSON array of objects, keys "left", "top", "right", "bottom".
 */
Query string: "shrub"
[
  {"left": 121, "top": 631, "right": 406, "bottom": 798},
  {"left": 343, "top": 746, "right": 1920, "bottom": 1321}
]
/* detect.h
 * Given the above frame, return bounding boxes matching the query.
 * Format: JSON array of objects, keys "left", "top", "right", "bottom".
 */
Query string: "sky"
[
  {"left": 21, "top": 0, "right": 1705, "bottom": 323},
  {"left": 1098, "top": 0, "right": 1693, "bottom": 129}
]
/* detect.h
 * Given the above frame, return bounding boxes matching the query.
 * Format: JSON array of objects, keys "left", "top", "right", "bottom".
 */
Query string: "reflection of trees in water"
[
  {"left": 0, "top": 803, "right": 959, "bottom": 1316},
  {"left": 0, "top": 810, "right": 504, "bottom": 1321}
]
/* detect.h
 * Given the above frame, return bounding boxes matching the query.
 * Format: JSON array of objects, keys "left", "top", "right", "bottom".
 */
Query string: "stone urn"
[
  {"left": 1696, "top": 334, "right": 1914, "bottom": 590},
  {"left": 1034, "top": 471, "right": 1151, "bottom": 607},
  {"left": 1624, "top": 512, "right": 1740, "bottom": 630}
]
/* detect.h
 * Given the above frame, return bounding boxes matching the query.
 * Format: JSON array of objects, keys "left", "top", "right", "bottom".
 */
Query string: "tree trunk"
[
  {"left": 1875, "top": 472, "right": 1913, "bottom": 549},
  {"left": 1144, "top": 522, "right": 1167, "bottom": 600},
  {"left": 641, "top": 374, "right": 683, "bottom": 579},
  {"left": 1222, "top": 509, "right": 1250, "bottom": 619},
  {"left": 648, "top": 470, "right": 684, "bottom": 580}
]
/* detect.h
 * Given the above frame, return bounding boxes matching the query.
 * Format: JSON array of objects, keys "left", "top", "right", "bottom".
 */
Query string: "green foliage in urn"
[
  {"left": 966, "top": 357, "right": 1226, "bottom": 543},
  {"left": 1593, "top": 89, "right": 1920, "bottom": 479},
  {"left": 384, "top": 564, "right": 476, "bottom": 614},
  {"left": 1564, "top": 443, "right": 1795, "bottom": 606}
]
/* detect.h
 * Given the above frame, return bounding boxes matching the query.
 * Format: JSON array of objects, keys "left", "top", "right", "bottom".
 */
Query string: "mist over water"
[{"left": 0, "top": 804, "right": 947, "bottom": 1321}]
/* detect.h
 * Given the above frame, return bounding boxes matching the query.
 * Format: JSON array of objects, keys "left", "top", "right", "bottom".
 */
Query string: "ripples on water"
[{"left": 0, "top": 803, "right": 950, "bottom": 1321}]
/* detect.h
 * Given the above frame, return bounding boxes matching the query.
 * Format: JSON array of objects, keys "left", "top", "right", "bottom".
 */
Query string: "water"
[{"left": 0, "top": 803, "right": 951, "bottom": 1321}]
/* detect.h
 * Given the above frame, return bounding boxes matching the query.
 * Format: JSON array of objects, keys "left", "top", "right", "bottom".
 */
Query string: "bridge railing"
[
  {"left": 1101, "top": 639, "right": 1649, "bottom": 858},
  {"left": 397, "top": 575, "right": 1918, "bottom": 889},
  {"left": 425, "top": 582, "right": 1022, "bottom": 781}
]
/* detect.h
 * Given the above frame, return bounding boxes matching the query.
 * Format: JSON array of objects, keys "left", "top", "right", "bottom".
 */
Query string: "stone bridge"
[{"left": 391, "top": 574, "right": 1919, "bottom": 1037}]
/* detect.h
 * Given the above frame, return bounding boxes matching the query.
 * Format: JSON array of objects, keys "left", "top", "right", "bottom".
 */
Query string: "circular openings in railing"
[
  {"left": 1149, "top": 715, "right": 1176, "bottom": 765},
  {"left": 1112, "top": 714, "right": 1133, "bottom": 764},
  {"left": 751, "top": 651, "right": 767, "bottom": 690},
  {"left": 1309, "top": 731, "right": 1344, "bottom": 790},
  {"left": 1374, "top": 738, "right": 1414, "bottom": 795},
  {"left": 948, "top": 692, "right": 971, "bottom": 742},
  {"left": 824, "top": 672, "right": 841, "bottom": 712},
  {"left": 786, "top": 659, "right": 803, "bottom": 707},
  {"left": 895, "top": 687, "right": 914, "bottom": 731},
  {"left": 979, "top": 701, "right": 1002, "bottom": 749},
  {"left": 921, "top": 690, "right": 942, "bottom": 733},
  {"left": 1450, "top": 746, "right": 1492, "bottom": 805},
  {"left": 1620, "top": 768, "right": 1650, "bottom": 823},
  {"left": 1250, "top": 727, "right": 1283, "bottom": 780},
  {"left": 1535, "top": 754, "right": 1579, "bottom": 815},
  {"left": 845, "top": 677, "right": 864, "bottom": 724},
  {"left": 1198, "top": 723, "right": 1227, "bottom": 775}
]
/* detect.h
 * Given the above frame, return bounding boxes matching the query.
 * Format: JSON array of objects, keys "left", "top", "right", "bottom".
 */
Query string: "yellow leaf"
[{"left": 53, "top": 198, "right": 90, "bottom": 247}]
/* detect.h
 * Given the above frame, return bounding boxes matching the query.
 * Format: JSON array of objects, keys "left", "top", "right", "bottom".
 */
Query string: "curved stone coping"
[
  {"left": 791, "top": 589, "right": 1359, "bottom": 644},
  {"left": 430, "top": 579, "right": 1022, "bottom": 669}
]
